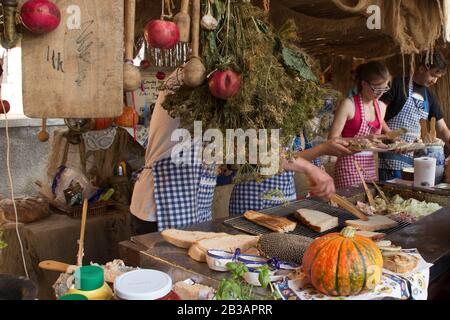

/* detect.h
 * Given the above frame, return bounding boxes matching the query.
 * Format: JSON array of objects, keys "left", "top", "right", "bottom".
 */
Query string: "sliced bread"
[
  {"left": 161, "top": 229, "right": 229, "bottom": 249},
  {"left": 295, "top": 209, "right": 338, "bottom": 233},
  {"left": 345, "top": 215, "right": 398, "bottom": 232},
  {"left": 188, "top": 234, "right": 259, "bottom": 262},
  {"left": 244, "top": 211, "right": 297, "bottom": 233},
  {"left": 354, "top": 230, "right": 386, "bottom": 241}
]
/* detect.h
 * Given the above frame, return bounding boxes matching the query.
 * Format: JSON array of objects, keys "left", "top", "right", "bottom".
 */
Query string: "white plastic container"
[{"left": 114, "top": 269, "right": 174, "bottom": 300}]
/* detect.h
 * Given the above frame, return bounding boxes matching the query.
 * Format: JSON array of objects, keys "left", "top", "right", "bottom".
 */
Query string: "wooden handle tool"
[
  {"left": 330, "top": 194, "right": 369, "bottom": 221},
  {"left": 39, "top": 260, "right": 71, "bottom": 273},
  {"left": 38, "top": 118, "right": 49, "bottom": 142},
  {"left": 353, "top": 160, "right": 376, "bottom": 208},
  {"left": 76, "top": 199, "right": 88, "bottom": 266},
  {"left": 420, "top": 119, "right": 430, "bottom": 143},
  {"left": 430, "top": 117, "right": 437, "bottom": 142}
]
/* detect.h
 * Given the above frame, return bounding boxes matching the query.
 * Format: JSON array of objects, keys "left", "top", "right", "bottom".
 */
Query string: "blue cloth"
[
  {"left": 229, "top": 171, "right": 296, "bottom": 216},
  {"left": 379, "top": 82, "right": 429, "bottom": 171},
  {"left": 152, "top": 142, "right": 217, "bottom": 231},
  {"left": 379, "top": 169, "right": 402, "bottom": 182}
]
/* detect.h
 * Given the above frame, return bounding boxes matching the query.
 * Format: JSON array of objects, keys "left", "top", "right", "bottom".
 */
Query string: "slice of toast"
[
  {"left": 295, "top": 209, "right": 338, "bottom": 233},
  {"left": 354, "top": 230, "right": 386, "bottom": 241},
  {"left": 161, "top": 229, "right": 229, "bottom": 249},
  {"left": 345, "top": 215, "right": 398, "bottom": 232},
  {"left": 244, "top": 211, "right": 296, "bottom": 233},
  {"left": 188, "top": 234, "right": 259, "bottom": 262}
]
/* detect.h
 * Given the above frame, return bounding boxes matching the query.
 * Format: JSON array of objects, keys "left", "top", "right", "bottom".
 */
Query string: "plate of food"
[{"left": 347, "top": 139, "right": 427, "bottom": 153}]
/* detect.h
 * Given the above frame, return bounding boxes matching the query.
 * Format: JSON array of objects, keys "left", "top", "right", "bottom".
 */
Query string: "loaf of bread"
[
  {"left": 0, "top": 196, "right": 50, "bottom": 223},
  {"left": 161, "top": 229, "right": 229, "bottom": 249},
  {"left": 296, "top": 209, "right": 338, "bottom": 233},
  {"left": 188, "top": 234, "right": 259, "bottom": 262},
  {"left": 244, "top": 211, "right": 296, "bottom": 233}
]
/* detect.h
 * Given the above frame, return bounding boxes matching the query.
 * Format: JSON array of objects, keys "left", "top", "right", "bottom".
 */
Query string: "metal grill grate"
[{"left": 223, "top": 199, "right": 411, "bottom": 239}]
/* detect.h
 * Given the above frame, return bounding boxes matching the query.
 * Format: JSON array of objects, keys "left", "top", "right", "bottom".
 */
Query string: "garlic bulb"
[{"left": 201, "top": 1, "right": 218, "bottom": 30}]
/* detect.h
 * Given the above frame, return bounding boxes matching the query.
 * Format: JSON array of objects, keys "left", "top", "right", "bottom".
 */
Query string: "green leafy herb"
[
  {"left": 282, "top": 47, "right": 318, "bottom": 82},
  {"left": 0, "top": 230, "right": 7, "bottom": 250},
  {"left": 214, "top": 262, "right": 281, "bottom": 301}
]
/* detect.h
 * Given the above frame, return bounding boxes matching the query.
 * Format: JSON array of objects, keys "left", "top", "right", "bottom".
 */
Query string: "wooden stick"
[
  {"left": 355, "top": 160, "right": 390, "bottom": 204},
  {"left": 430, "top": 117, "right": 437, "bottom": 142},
  {"left": 77, "top": 199, "right": 88, "bottom": 266},
  {"left": 191, "top": 0, "right": 201, "bottom": 57},
  {"left": 124, "top": 0, "right": 136, "bottom": 61},
  {"left": 353, "top": 160, "right": 376, "bottom": 208},
  {"left": 330, "top": 194, "right": 369, "bottom": 221}
]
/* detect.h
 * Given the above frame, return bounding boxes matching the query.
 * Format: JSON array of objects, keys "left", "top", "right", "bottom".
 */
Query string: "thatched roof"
[{"left": 135, "top": 0, "right": 401, "bottom": 60}]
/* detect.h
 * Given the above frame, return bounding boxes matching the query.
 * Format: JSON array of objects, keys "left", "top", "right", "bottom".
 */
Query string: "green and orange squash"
[{"left": 302, "top": 227, "right": 383, "bottom": 297}]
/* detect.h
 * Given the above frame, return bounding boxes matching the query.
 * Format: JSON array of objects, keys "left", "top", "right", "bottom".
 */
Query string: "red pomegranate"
[
  {"left": 156, "top": 71, "right": 166, "bottom": 80},
  {"left": 0, "top": 100, "right": 11, "bottom": 114},
  {"left": 20, "top": 0, "right": 61, "bottom": 34},
  {"left": 208, "top": 70, "right": 241, "bottom": 100},
  {"left": 144, "top": 20, "right": 180, "bottom": 49}
]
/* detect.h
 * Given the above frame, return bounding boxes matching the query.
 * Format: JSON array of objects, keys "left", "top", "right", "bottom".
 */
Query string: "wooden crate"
[{"left": 22, "top": 0, "right": 124, "bottom": 118}]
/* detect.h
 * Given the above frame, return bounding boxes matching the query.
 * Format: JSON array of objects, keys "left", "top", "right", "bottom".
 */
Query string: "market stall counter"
[
  {"left": 1, "top": 209, "right": 132, "bottom": 300},
  {"left": 119, "top": 184, "right": 450, "bottom": 300}
]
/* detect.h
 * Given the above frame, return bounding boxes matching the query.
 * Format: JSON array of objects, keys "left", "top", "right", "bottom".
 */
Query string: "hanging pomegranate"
[
  {"left": 93, "top": 118, "right": 114, "bottom": 130},
  {"left": 156, "top": 71, "right": 166, "bottom": 80},
  {"left": 144, "top": 20, "right": 180, "bottom": 49},
  {"left": 208, "top": 70, "right": 241, "bottom": 100},
  {"left": 20, "top": 0, "right": 61, "bottom": 34},
  {"left": 0, "top": 100, "right": 11, "bottom": 114},
  {"left": 115, "top": 106, "right": 138, "bottom": 128}
]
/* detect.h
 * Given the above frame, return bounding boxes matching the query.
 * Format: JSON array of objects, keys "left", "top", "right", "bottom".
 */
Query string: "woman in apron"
[
  {"left": 131, "top": 71, "right": 218, "bottom": 232},
  {"left": 228, "top": 137, "right": 352, "bottom": 216},
  {"left": 329, "top": 61, "right": 391, "bottom": 189}
]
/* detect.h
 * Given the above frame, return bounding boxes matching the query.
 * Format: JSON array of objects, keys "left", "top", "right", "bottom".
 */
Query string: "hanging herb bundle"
[{"left": 163, "top": 0, "right": 337, "bottom": 180}]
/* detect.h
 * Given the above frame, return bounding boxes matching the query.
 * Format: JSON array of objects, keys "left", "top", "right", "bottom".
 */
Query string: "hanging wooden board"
[{"left": 22, "top": 0, "right": 124, "bottom": 118}]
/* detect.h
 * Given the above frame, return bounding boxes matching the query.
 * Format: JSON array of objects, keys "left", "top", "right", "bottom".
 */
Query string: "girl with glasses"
[{"left": 329, "top": 61, "right": 391, "bottom": 188}]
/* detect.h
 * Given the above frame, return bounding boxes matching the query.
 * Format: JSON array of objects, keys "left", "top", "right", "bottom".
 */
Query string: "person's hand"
[
  {"left": 320, "top": 138, "right": 353, "bottom": 157},
  {"left": 305, "top": 164, "right": 336, "bottom": 200}
]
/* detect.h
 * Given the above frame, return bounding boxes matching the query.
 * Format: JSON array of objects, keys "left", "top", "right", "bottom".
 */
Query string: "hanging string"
[
  {"left": 161, "top": 0, "right": 174, "bottom": 19},
  {"left": 0, "top": 99, "right": 29, "bottom": 279},
  {"left": 131, "top": 91, "right": 137, "bottom": 142}
]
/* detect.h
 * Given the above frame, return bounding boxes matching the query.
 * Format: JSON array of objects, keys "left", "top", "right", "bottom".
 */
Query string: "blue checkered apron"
[
  {"left": 153, "top": 141, "right": 217, "bottom": 231},
  {"left": 379, "top": 82, "right": 429, "bottom": 171},
  {"left": 228, "top": 171, "right": 296, "bottom": 216}
]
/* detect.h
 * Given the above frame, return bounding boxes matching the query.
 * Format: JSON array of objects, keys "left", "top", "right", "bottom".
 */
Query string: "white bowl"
[{"left": 206, "top": 250, "right": 234, "bottom": 272}]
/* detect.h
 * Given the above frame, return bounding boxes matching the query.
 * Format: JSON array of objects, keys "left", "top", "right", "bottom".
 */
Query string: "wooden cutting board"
[{"left": 22, "top": 0, "right": 124, "bottom": 118}]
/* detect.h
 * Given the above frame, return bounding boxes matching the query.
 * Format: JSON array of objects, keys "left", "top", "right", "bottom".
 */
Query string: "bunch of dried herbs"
[{"left": 163, "top": 0, "right": 335, "bottom": 180}]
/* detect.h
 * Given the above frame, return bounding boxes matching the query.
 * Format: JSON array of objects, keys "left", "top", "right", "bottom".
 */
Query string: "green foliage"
[
  {"left": 0, "top": 229, "right": 7, "bottom": 250},
  {"left": 163, "top": 1, "right": 329, "bottom": 180},
  {"left": 214, "top": 262, "right": 281, "bottom": 301},
  {"left": 282, "top": 47, "right": 318, "bottom": 82}
]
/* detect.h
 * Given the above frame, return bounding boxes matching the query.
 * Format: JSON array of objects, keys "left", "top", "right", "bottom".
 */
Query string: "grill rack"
[{"left": 224, "top": 199, "right": 411, "bottom": 239}]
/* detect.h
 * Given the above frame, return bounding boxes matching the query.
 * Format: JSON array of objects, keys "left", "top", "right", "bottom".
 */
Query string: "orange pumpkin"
[
  {"left": 115, "top": 106, "right": 138, "bottom": 128},
  {"left": 94, "top": 118, "right": 114, "bottom": 130},
  {"left": 302, "top": 227, "right": 383, "bottom": 296}
]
